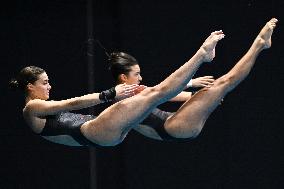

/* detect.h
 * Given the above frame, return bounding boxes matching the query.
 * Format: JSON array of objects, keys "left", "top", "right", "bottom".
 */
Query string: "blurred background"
[{"left": 1, "top": 0, "right": 283, "bottom": 188}]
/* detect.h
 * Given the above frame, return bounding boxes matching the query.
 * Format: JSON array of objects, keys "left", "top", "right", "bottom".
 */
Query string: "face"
[
  {"left": 27, "top": 72, "right": 51, "bottom": 100},
  {"left": 124, "top": 65, "right": 142, "bottom": 85}
]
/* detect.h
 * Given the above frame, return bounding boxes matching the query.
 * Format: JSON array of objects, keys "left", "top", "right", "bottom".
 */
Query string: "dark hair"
[
  {"left": 108, "top": 52, "right": 139, "bottom": 82},
  {"left": 9, "top": 66, "right": 45, "bottom": 91}
]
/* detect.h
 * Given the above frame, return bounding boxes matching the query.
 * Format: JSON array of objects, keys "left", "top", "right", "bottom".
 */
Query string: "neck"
[
  {"left": 116, "top": 81, "right": 124, "bottom": 85},
  {"left": 25, "top": 96, "right": 32, "bottom": 104},
  {"left": 25, "top": 95, "right": 40, "bottom": 104}
]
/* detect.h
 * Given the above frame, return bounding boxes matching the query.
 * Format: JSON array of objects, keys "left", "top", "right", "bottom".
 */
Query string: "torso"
[
  {"left": 23, "top": 109, "right": 97, "bottom": 146},
  {"left": 23, "top": 109, "right": 46, "bottom": 134}
]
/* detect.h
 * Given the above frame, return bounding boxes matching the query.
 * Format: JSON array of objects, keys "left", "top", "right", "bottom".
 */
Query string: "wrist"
[
  {"left": 186, "top": 80, "right": 193, "bottom": 88},
  {"left": 99, "top": 87, "right": 116, "bottom": 102}
]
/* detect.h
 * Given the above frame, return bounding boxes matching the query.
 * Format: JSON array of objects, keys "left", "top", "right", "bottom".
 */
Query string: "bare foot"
[
  {"left": 256, "top": 18, "right": 278, "bottom": 49},
  {"left": 200, "top": 30, "right": 225, "bottom": 62}
]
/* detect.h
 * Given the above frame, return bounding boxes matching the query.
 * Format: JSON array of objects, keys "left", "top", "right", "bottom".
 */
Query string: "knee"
[
  {"left": 214, "top": 74, "right": 234, "bottom": 88},
  {"left": 142, "top": 86, "right": 159, "bottom": 95},
  {"left": 139, "top": 86, "right": 162, "bottom": 99}
]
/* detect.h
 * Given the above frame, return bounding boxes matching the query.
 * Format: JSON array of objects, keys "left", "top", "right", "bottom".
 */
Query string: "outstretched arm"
[
  {"left": 169, "top": 76, "right": 215, "bottom": 102},
  {"left": 169, "top": 91, "right": 192, "bottom": 102},
  {"left": 114, "top": 77, "right": 214, "bottom": 103},
  {"left": 24, "top": 93, "right": 103, "bottom": 116},
  {"left": 24, "top": 84, "right": 143, "bottom": 116},
  {"left": 186, "top": 76, "right": 214, "bottom": 89}
]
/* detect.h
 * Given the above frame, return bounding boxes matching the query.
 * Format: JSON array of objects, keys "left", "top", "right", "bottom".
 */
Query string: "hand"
[
  {"left": 115, "top": 84, "right": 147, "bottom": 100},
  {"left": 134, "top": 85, "right": 147, "bottom": 94},
  {"left": 191, "top": 76, "right": 215, "bottom": 88}
]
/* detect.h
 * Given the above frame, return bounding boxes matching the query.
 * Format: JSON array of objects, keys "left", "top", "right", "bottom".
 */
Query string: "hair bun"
[
  {"left": 108, "top": 52, "right": 120, "bottom": 64},
  {"left": 9, "top": 78, "right": 19, "bottom": 90}
]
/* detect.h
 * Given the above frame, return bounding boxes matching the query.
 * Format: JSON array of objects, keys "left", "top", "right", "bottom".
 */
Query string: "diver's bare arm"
[
  {"left": 169, "top": 91, "right": 192, "bottom": 102},
  {"left": 24, "top": 93, "right": 102, "bottom": 116}
]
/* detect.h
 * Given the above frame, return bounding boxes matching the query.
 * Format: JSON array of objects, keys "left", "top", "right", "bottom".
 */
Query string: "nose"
[{"left": 139, "top": 75, "right": 142, "bottom": 81}]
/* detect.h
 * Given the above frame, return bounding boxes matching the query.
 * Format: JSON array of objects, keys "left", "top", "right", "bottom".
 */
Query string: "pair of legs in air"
[
  {"left": 162, "top": 18, "right": 277, "bottom": 139},
  {"left": 81, "top": 18, "right": 277, "bottom": 146}
]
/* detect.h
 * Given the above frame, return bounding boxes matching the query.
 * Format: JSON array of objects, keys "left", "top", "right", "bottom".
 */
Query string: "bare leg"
[
  {"left": 81, "top": 31, "right": 225, "bottom": 146},
  {"left": 164, "top": 18, "right": 278, "bottom": 139}
]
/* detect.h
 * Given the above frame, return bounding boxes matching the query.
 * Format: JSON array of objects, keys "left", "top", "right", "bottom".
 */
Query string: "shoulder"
[
  {"left": 23, "top": 99, "right": 47, "bottom": 115},
  {"left": 23, "top": 100, "right": 48, "bottom": 133},
  {"left": 24, "top": 99, "right": 46, "bottom": 109},
  {"left": 23, "top": 98, "right": 71, "bottom": 117}
]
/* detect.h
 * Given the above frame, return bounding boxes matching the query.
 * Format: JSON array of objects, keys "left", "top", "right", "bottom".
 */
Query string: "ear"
[
  {"left": 26, "top": 83, "right": 34, "bottom": 91},
  {"left": 118, "top": 74, "right": 128, "bottom": 83}
]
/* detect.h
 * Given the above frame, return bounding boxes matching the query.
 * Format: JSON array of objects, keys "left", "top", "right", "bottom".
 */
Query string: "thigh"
[
  {"left": 164, "top": 83, "right": 226, "bottom": 136},
  {"left": 81, "top": 88, "right": 160, "bottom": 146}
]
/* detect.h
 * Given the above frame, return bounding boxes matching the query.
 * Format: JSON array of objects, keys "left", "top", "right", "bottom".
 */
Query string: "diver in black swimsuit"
[
  {"left": 9, "top": 18, "right": 277, "bottom": 147},
  {"left": 107, "top": 51, "right": 215, "bottom": 141},
  {"left": 9, "top": 30, "right": 225, "bottom": 146}
]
